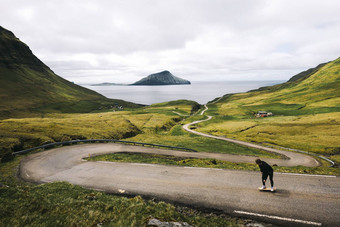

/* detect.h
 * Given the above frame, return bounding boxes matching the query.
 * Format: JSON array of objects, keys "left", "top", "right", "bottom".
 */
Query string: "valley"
[{"left": 0, "top": 25, "right": 339, "bottom": 227}]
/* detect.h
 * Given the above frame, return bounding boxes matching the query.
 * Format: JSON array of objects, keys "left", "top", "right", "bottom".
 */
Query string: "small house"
[{"left": 256, "top": 111, "right": 273, "bottom": 117}]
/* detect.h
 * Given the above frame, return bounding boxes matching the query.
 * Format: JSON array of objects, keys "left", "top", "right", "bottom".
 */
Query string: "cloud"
[{"left": 1, "top": 0, "right": 340, "bottom": 83}]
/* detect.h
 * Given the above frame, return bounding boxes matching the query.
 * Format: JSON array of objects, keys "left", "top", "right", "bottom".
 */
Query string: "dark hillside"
[
  {"left": 287, "top": 62, "right": 328, "bottom": 82},
  {"left": 0, "top": 26, "right": 140, "bottom": 118}
]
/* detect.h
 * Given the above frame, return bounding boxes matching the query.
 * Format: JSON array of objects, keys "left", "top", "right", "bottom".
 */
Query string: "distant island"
[
  {"left": 131, "top": 70, "right": 191, "bottom": 86},
  {"left": 91, "top": 82, "right": 126, "bottom": 86},
  {"left": 91, "top": 70, "right": 191, "bottom": 86}
]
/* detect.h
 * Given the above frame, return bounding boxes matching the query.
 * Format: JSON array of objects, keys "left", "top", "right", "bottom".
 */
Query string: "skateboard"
[{"left": 258, "top": 187, "right": 276, "bottom": 192}]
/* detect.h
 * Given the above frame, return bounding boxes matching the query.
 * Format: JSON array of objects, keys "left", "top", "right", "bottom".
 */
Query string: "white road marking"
[
  {"left": 183, "top": 166, "right": 211, "bottom": 170},
  {"left": 130, "top": 163, "right": 159, "bottom": 167},
  {"left": 233, "top": 210, "right": 322, "bottom": 226},
  {"left": 96, "top": 161, "right": 118, "bottom": 164},
  {"left": 276, "top": 172, "right": 337, "bottom": 178}
]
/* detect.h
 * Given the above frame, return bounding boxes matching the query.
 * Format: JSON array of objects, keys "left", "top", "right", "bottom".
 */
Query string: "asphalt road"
[{"left": 20, "top": 143, "right": 340, "bottom": 226}]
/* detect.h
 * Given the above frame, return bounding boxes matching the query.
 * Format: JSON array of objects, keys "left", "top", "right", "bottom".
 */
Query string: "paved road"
[
  {"left": 20, "top": 143, "right": 340, "bottom": 226},
  {"left": 183, "top": 115, "right": 320, "bottom": 167}
]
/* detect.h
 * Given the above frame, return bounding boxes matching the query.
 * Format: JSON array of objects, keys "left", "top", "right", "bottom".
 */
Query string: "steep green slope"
[
  {"left": 287, "top": 62, "right": 328, "bottom": 82},
  {"left": 216, "top": 57, "right": 340, "bottom": 116},
  {"left": 201, "top": 58, "right": 340, "bottom": 156},
  {"left": 0, "top": 26, "right": 140, "bottom": 119}
]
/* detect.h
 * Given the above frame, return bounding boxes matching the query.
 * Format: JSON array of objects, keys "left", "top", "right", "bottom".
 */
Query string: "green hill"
[
  {"left": 0, "top": 26, "right": 140, "bottom": 119},
  {"left": 131, "top": 71, "right": 191, "bottom": 85},
  {"left": 287, "top": 62, "right": 328, "bottom": 82},
  {"left": 201, "top": 58, "right": 340, "bottom": 156},
  {"left": 215, "top": 57, "right": 340, "bottom": 116}
]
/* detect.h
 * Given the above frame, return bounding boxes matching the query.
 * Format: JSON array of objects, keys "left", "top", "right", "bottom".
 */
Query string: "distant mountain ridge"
[
  {"left": 214, "top": 57, "right": 340, "bottom": 115},
  {"left": 248, "top": 59, "right": 335, "bottom": 93},
  {"left": 287, "top": 62, "right": 329, "bottom": 82},
  {"left": 0, "top": 27, "right": 47, "bottom": 71},
  {"left": 0, "top": 26, "right": 140, "bottom": 119},
  {"left": 131, "top": 71, "right": 191, "bottom": 85}
]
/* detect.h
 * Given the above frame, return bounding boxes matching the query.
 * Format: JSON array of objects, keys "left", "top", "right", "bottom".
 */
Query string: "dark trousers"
[{"left": 262, "top": 171, "right": 274, "bottom": 187}]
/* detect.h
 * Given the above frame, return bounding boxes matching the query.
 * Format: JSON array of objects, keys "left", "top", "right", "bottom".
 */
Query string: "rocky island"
[{"left": 131, "top": 70, "right": 191, "bottom": 85}]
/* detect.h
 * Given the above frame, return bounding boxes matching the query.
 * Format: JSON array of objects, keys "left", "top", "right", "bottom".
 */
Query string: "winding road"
[
  {"left": 183, "top": 116, "right": 319, "bottom": 167},
  {"left": 20, "top": 106, "right": 339, "bottom": 226},
  {"left": 183, "top": 104, "right": 319, "bottom": 167}
]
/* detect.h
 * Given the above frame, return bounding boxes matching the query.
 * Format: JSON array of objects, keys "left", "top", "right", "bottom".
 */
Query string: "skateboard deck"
[{"left": 258, "top": 187, "right": 276, "bottom": 192}]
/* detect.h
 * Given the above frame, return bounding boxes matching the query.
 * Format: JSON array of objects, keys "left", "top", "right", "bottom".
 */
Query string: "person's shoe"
[
  {"left": 260, "top": 185, "right": 266, "bottom": 190},
  {"left": 271, "top": 187, "right": 274, "bottom": 191}
]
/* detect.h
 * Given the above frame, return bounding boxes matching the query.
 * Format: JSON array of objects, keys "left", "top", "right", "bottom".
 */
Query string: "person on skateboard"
[{"left": 256, "top": 159, "right": 274, "bottom": 191}]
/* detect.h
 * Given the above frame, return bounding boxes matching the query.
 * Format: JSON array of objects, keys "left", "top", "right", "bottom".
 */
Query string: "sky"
[{"left": 1, "top": 0, "right": 340, "bottom": 84}]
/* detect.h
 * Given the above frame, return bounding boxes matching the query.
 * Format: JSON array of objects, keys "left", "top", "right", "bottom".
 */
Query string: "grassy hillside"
[
  {"left": 198, "top": 58, "right": 340, "bottom": 161},
  {"left": 0, "top": 111, "right": 173, "bottom": 154},
  {"left": 0, "top": 101, "right": 193, "bottom": 157},
  {"left": 0, "top": 100, "right": 281, "bottom": 162},
  {"left": 0, "top": 26, "right": 141, "bottom": 119},
  {"left": 213, "top": 57, "right": 340, "bottom": 116}
]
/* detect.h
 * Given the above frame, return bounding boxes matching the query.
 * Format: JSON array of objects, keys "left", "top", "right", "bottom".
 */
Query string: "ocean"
[{"left": 82, "top": 81, "right": 284, "bottom": 105}]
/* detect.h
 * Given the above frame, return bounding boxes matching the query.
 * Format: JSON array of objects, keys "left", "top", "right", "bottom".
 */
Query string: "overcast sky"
[{"left": 1, "top": 0, "right": 340, "bottom": 84}]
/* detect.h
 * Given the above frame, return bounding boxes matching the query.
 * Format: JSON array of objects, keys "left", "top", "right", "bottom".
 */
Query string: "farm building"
[{"left": 256, "top": 111, "right": 273, "bottom": 117}]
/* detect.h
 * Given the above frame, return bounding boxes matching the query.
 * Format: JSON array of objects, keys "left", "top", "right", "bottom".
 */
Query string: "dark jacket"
[{"left": 258, "top": 161, "right": 273, "bottom": 173}]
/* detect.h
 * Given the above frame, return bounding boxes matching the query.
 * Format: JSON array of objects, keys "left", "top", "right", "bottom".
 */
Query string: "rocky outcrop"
[{"left": 131, "top": 71, "right": 191, "bottom": 85}]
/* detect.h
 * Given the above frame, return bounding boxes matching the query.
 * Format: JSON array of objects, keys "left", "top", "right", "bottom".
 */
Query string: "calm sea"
[{"left": 82, "top": 81, "right": 283, "bottom": 105}]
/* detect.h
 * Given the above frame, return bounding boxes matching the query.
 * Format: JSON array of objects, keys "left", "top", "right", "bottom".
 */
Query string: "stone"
[{"left": 148, "top": 218, "right": 193, "bottom": 227}]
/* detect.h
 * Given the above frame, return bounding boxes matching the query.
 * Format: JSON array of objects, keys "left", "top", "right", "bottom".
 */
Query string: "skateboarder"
[{"left": 255, "top": 159, "right": 274, "bottom": 191}]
